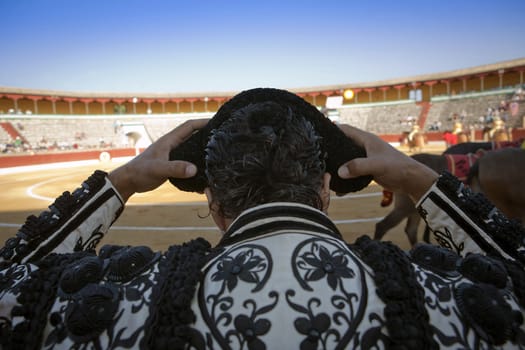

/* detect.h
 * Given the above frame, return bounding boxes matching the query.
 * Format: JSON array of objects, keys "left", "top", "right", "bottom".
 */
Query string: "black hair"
[{"left": 205, "top": 101, "right": 326, "bottom": 219}]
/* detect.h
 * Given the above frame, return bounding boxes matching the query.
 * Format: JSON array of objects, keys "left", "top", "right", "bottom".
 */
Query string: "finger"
[
  {"left": 152, "top": 160, "right": 198, "bottom": 179},
  {"left": 171, "top": 118, "right": 210, "bottom": 145},
  {"left": 336, "top": 123, "right": 356, "bottom": 137},
  {"left": 337, "top": 124, "right": 369, "bottom": 148},
  {"left": 162, "top": 118, "right": 210, "bottom": 149},
  {"left": 337, "top": 158, "right": 375, "bottom": 179}
]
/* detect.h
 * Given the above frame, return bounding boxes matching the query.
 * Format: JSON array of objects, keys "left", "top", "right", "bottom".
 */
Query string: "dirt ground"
[{"left": 0, "top": 143, "right": 446, "bottom": 253}]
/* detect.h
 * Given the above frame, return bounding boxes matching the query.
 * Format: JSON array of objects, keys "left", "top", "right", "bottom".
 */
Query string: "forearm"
[
  {"left": 0, "top": 171, "right": 124, "bottom": 264},
  {"left": 402, "top": 159, "right": 439, "bottom": 203},
  {"left": 108, "top": 163, "right": 134, "bottom": 202}
]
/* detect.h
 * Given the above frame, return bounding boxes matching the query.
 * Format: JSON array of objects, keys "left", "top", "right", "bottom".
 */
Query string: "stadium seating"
[
  {"left": 337, "top": 100, "right": 422, "bottom": 134},
  {"left": 0, "top": 87, "right": 523, "bottom": 153},
  {"left": 426, "top": 89, "right": 517, "bottom": 131}
]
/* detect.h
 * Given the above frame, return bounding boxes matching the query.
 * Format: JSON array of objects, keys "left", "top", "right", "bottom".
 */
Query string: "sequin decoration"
[
  {"left": 59, "top": 256, "right": 105, "bottom": 296},
  {"left": 65, "top": 283, "right": 119, "bottom": 343},
  {"left": 410, "top": 243, "right": 461, "bottom": 276},
  {"left": 454, "top": 282, "right": 520, "bottom": 344},
  {"left": 107, "top": 246, "right": 159, "bottom": 282},
  {"left": 458, "top": 254, "right": 508, "bottom": 289}
]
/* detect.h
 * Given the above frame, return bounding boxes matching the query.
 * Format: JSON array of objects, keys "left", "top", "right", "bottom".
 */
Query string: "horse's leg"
[
  {"left": 416, "top": 134, "right": 425, "bottom": 152},
  {"left": 405, "top": 211, "right": 421, "bottom": 247},
  {"left": 375, "top": 192, "right": 414, "bottom": 241},
  {"left": 374, "top": 210, "right": 406, "bottom": 241}
]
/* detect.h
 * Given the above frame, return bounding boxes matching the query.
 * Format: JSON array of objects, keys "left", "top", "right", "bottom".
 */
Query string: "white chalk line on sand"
[
  {"left": 13, "top": 182, "right": 386, "bottom": 231},
  {"left": 19, "top": 159, "right": 382, "bottom": 203},
  {"left": 27, "top": 177, "right": 382, "bottom": 203},
  {"left": 26, "top": 177, "right": 68, "bottom": 201},
  {"left": 9, "top": 165, "right": 385, "bottom": 232}
]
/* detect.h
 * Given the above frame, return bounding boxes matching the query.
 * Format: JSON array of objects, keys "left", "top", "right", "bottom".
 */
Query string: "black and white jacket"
[{"left": 0, "top": 170, "right": 524, "bottom": 349}]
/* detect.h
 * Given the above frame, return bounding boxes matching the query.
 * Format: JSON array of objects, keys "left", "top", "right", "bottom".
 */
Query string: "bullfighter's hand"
[
  {"left": 337, "top": 124, "right": 438, "bottom": 202},
  {"left": 108, "top": 119, "right": 209, "bottom": 202}
]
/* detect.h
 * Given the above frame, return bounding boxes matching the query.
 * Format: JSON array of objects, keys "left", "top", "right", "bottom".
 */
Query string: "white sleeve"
[
  {"left": 0, "top": 170, "right": 124, "bottom": 264},
  {"left": 416, "top": 171, "right": 525, "bottom": 264}
]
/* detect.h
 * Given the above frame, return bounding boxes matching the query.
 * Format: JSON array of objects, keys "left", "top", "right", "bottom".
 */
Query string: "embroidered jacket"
[{"left": 0, "top": 170, "right": 524, "bottom": 349}]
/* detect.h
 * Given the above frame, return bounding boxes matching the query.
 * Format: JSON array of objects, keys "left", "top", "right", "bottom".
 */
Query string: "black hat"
[{"left": 168, "top": 88, "right": 372, "bottom": 193}]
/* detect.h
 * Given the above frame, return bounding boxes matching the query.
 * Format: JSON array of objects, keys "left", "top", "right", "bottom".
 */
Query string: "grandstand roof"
[{"left": 1, "top": 57, "right": 524, "bottom": 99}]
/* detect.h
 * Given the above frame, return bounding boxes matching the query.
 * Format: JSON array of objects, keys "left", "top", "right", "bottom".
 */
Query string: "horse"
[
  {"left": 491, "top": 128, "right": 511, "bottom": 142},
  {"left": 483, "top": 127, "right": 511, "bottom": 142},
  {"left": 404, "top": 132, "right": 427, "bottom": 153},
  {"left": 443, "top": 141, "right": 493, "bottom": 154},
  {"left": 444, "top": 139, "right": 524, "bottom": 155},
  {"left": 374, "top": 148, "right": 525, "bottom": 246},
  {"left": 456, "top": 131, "right": 470, "bottom": 144},
  {"left": 468, "top": 148, "right": 525, "bottom": 224}
]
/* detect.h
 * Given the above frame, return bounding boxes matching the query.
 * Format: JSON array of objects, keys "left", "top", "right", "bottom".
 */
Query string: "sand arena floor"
[{"left": 0, "top": 144, "right": 445, "bottom": 252}]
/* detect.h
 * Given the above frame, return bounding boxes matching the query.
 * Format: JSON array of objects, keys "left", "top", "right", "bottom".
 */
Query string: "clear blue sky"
[{"left": 1, "top": 0, "right": 524, "bottom": 94}]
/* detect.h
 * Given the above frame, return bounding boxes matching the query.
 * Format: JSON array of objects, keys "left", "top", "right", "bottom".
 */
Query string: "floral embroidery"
[
  {"left": 432, "top": 227, "right": 464, "bottom": 255},
  {"left": 211, "top": 247, "right": 268, "bottom": 292},
  {"left": 233, "top": 313, "right": 271, "bottom": 350},
  {"left": 0, "top": 264, "right": 31, "bottom": 298},
  {"left": 294, "top": 312, "right": 331, "bottom": 350},
  {"left": 74, "top": 226, "right": 104, "bottom": 252},
  {"left": 200, "top": 245, "right": 274, "bottom": 349},
  {"left": 297, "top": 242, "right": 355, "bottom": 291},
  {"left": 289, "top": 239, "right": 369, "bottom": 349},
  {"left": 286, "top": 291, "right": 339, "bottom": 350}
]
